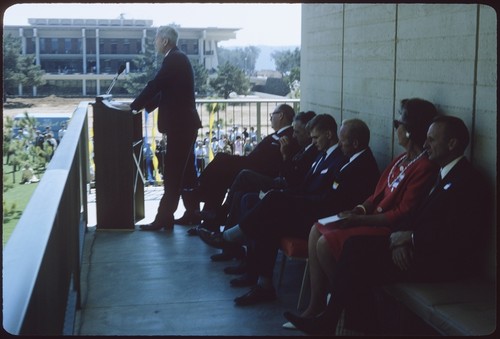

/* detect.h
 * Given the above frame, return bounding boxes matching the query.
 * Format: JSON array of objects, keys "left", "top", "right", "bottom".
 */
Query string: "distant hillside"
[{"left": 223, "top": 45, "right": 299, "bottom": 71}]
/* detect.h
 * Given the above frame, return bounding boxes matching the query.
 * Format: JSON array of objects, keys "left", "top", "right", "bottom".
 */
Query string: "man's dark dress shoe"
[
  {"left": 234, "top": 285, "right": 276, "bottom": 306},
  {"left": 187, "top": 226, "right": 199, "bottom": 236},
  {"left": 230, "top": 273, "right": 257, "bottom": 287},
  {"left": 140, "top": 223, "right": 173, "bottom": 231},
  {"left": 174, "top": 213, "right": 201, "bottom": 226},
  {"left": 210, "top": 252, "right": 233, "bottom": 261},
  {"left": 283, "top": 310, "right": 337, "bottom": 335},
  {"left": 224, "top": 260, "right": 248, "bottom": 274},
  {"left": 198, "top": 228, "right": 230, "bottom": 249},
  {"left": 212, "top": 247, "right": 246, "bottom": 262}
]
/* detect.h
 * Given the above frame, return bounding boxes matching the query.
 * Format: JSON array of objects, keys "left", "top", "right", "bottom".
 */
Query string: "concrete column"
[
  {"left": 82, "top": 28, "right": 87, "bottom": 73},
  {"left": 34, "top": 28, "right": 40, "bottom": 66},
  {"left": 142, "top": 29, "right": 147, "bottom": 53},
  {"left": 95, "top": 28, "right": 100, "bottom": 74}
]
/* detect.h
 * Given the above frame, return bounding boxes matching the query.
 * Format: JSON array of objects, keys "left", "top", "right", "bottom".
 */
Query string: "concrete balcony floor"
[{"left": 76, "top": 186, "right": 307, "bottom": 336}]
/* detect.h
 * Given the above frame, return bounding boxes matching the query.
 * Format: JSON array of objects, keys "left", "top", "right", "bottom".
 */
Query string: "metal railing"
[
  {"left": 1, "top": 97, "right": 299, "bottom": 335},
  {"left": 194, "top": 98, "right": 300, "bottom": 142},
  {"left": 2, "top": 101, "right": 90, "bottom": 335}
]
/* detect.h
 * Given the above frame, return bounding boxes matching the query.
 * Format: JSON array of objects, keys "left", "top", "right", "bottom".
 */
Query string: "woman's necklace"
[{"left": 387, "top": 151, "right": 426, "bottom": 191}]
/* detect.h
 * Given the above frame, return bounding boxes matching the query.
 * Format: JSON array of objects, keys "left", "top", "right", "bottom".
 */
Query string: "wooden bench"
[{"left": 378, "top": 221, "right": 496, "bottom": 336}]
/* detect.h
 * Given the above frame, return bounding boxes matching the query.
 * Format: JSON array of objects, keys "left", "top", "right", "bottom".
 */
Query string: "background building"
[{"left": 3, "top": 18, "right": 238, "bottom": 96}]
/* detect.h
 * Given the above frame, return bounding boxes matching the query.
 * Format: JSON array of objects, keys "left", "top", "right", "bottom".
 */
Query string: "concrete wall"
[
  {"left": 301, "top": 4, "right": 496, "bottom": 174},
  {"left": 301, "top": 2, "right": 497, "bottom": 274}
]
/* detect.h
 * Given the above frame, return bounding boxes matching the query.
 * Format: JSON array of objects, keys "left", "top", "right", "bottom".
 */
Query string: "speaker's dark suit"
[
  {"left": 130, "top": 47, "right": 201, "bottom": 225},
  {"left": 197, "top": 126, "right": 299, "bottom": 211}
]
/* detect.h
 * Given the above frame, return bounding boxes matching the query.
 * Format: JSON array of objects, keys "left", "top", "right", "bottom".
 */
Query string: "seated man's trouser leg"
[
  {"left": 223, "top": 170, "right": 275, "bottom": 228},
  {"left": 197, "top": 153, "right": 248, "bottom": 211},
  {"left": 333, "top": 236, "right": 401, "bottom": 333},
  {"left": 240, "top": 191, "right": 315, "bottom": 280}
]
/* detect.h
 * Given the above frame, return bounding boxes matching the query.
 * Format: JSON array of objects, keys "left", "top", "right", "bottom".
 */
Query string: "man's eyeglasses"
[
  {"left": 269, "top": 111, "right": 281, "bottom": 119},
  {"left": 393, "top": 120, "right": 405, "bottom": 129}
]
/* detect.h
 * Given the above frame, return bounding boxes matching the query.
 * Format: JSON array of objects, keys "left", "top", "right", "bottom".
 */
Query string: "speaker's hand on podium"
[{"left": 111, "top": 101, "right": 133, "bottom": 111}]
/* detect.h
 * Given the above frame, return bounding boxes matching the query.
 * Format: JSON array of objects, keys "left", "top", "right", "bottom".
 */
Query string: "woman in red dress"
[{"left": 288, "top": 98, "right": 439, "bottom": 323}]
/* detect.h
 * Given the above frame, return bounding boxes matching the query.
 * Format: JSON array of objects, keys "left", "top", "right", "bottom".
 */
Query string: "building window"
[
  {"left": 65, "top": 38, "right": 71, "bottom": 54},
  {"left": 51, "top": 38, "right": 58, "bottom": 53}
]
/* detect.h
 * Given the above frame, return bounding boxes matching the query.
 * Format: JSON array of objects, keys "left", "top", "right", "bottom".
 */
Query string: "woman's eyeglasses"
[{"left": 393, "top": 120, "right": 405, "bottom": 129}]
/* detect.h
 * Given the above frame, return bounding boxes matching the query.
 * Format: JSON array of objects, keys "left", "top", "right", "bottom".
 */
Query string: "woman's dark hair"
[{"left": 400, "top": 98, "right": 438, "bottom": 147}]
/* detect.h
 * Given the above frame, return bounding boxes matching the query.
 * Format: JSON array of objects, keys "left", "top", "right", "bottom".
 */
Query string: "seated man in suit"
[
  {"left": 175, "top": 104, "right": 301, "bottom": 226},
  {"left": 198, "top": 111, "right": 319, "bottom": 263},
  {"left": 199, "top": 116, "right": 380, "bottom": 306},
  {"left": 284, "top": 115, "right": 490, "bottom": 335}
]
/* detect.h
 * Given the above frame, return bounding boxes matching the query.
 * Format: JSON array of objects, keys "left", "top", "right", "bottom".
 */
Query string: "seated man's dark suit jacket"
[
  {"left": 330, "top": 157, "right": 490, "bottom": 331},
  {"left": 279, "top": 144, "right": 320, "bottom": 188},
  {"left": 224, "top": 144, "right": 320, "bottom": 228},
  {"left": 197, "top": 126, "right": 299, "bottom": 209},
  {"left": 240, "top": 147, "right": 380, "bottom": 279},
  {"left": 236, "top": 146, "right": 346, "bottom": 248}
]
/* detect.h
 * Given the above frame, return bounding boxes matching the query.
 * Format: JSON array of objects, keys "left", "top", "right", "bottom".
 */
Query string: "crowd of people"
[
  {"left": 143, "top": 125, "right": 263, "bottom": 185},
  {"left": 130, "top": 25, "right": 489, "bottom": 335},
  {"left": 5, "top": 122, "right": 67, "bottom": 179}
]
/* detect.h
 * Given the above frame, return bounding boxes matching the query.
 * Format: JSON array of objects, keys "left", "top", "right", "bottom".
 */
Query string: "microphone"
[{"left": 106, "top": 64, "right": 126, "bottom": 95}]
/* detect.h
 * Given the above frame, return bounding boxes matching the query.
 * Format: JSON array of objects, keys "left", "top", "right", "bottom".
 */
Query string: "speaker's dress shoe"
[
  {"left": 234, "top": 285, "right": 276, "bottom": 306},
  {"left": 283, "top": 310, "right": 336, "bottom": 335},
  {"left": 140, "top": 222, "right": 173, "bottom": 231},
  {"left": 174, "top": 213, "right": 201, "bottom": 226},
  {"left": 230, "top": 273, "right": 257, "bottom": 287}
]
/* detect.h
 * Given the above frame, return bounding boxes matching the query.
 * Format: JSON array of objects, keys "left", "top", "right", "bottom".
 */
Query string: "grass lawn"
[{"left": 3, "top": 160, "right": 42, "bottom": 248}]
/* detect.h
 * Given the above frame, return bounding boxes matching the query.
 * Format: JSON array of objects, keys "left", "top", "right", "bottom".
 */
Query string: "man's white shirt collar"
[
  {"left": 440, "top": 155, "right": 464, "bottom": 179},
  {"left": 340, "top": 148, "right": 366, "bottom": 172},
  {"left": 276, "top": 125, "right": 292, "bottom": 135},
  {"left": 324, "top": 143, "right": 338, "bottom": 158}
]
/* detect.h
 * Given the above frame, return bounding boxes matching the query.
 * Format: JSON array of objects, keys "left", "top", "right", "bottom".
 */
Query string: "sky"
[{"left": 2, "top": 2, "right": 301, "bottom": 47}]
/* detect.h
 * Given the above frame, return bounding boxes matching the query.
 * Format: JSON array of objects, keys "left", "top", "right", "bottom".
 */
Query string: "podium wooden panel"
[{"left": 92, "top": 95, "right": 144, "bottom": 229}]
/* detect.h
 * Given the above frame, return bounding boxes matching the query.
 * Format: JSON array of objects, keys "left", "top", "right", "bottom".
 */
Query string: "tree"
[
  {"left": 3, "top": 34, "right": 45, "bottom": 98},
  {"left": 217, "top": 46, "right": 260, "bottom": 74},
  {"left": 209, "top": 62, "right": 250, "bottom": 99},
  {"left": 272, "top": 47, "right": 300, "bottom": 76},
  {"left": 272, "top": 47, "right": 301, "bottom": 97},
  {"left": 192, "top": 61, "right": 210, "bottom": 97}
]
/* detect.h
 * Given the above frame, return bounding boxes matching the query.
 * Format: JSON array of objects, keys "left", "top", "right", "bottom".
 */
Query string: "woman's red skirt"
[{"left": 315, "top": 222, "right": 391, "bottom": 260}]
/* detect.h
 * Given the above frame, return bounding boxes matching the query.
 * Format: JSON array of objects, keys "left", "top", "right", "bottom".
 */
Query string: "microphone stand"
[{"left": 106, "top": 65, "right": 126, "bottom": 95}]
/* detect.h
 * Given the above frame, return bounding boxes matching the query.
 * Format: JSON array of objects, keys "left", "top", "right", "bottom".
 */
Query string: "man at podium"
[{"left": 130, "top": 25, "right": 202, "bottom": 230}]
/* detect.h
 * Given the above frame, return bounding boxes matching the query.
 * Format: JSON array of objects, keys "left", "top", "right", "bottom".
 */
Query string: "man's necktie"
[
  {"left": 429, "top": 173, "right": 442, "bottom": 195},
  {"left": 313, "top": 152, "right": 327, "bottom": 174}
]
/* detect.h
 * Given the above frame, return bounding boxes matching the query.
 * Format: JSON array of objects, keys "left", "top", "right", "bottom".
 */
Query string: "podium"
[{"left": 92, "top": 95, "right": 145, "bottom": 229}]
